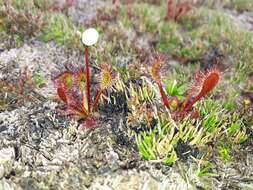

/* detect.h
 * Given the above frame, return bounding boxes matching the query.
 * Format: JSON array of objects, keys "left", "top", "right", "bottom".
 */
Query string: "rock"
[
  {"left": 90, "top": 168, "right": 192, "bottom": 190},
  {"left": 0, "top": 178, "right": 21, "bottom": 190},
  {"left": 0, "top": 147, "right": 15, "bottom": 179},
  {"left": 106, "top": 150, "right": 119, "bottom": 163}
]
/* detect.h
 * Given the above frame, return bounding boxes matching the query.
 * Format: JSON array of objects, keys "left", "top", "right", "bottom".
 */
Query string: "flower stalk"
[{"left": 85, "top": 47, "right": 91, "bottom": 113}]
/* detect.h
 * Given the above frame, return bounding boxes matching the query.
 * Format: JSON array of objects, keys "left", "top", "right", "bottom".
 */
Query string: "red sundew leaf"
[
  {"left": 166, "top": 0, "right": 175, "bottom": 21},
  {"left": 183, "top": 68, "right": 221, "bottom": 111},
  {"left": 67, "top": 87, "right": 85, "bottom": 109},
  {"left": 193, "top": 68, "right": 220, "bottom": 98},
  {"left": 166, "top": 0, "right": 192, "bottom": 22},
  {"left": 92, "top": 64, "right": 114, "bottom": 113},
  {"left": 199, "top": 70, "right": 220, "bottom": 96},
  {"left": 74, "top": 68, "right": 86, "bottom": 91},
  {"left": 57, "top": 87, "right": 68, "bottom": 103},
  {"left": 151, "top": 58, "right": 162, "bottom": 83},
  {"left": 54, "top": 71, "right": 74, "bottom": 104},
  {"left": 151, "top": 56, "right": 172, "bottom": 111},
  {"left": 74, "top": 68, "right": 89, "bottom": 112},
  {"left": 100, "top": 64, "right": 114, "bottom": 90},
  {"left": 54, "top": 71, "right": 73, "bottom": 88},
  {"left": 174, "top": 2, "right": 192, "bottom": 21},
  {"left": 54, "top": 69, "right": 89, "bottom": 118}
]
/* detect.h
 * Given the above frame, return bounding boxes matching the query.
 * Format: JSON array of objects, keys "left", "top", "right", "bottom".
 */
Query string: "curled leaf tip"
[
  {"left": 151, "top": 57, "right": 162, "bottom": 83},
  {"left": 190, "top": 68, "right": 221, "bottom": 97},
  {"left": 184, "top": 67, "right": 221, "bottom": 111}
]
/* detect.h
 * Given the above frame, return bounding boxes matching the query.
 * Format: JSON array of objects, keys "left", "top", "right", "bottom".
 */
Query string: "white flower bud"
[{"left": 81, "top": 28, "right": 99, "bottom": 46}]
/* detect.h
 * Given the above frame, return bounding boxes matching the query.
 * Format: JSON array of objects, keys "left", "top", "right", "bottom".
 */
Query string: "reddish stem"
[
  {"left": 92, "top": 90, "right": 103, "bottom": 112},
  {"left": 183, "top": 91, "right": 205, "bottom": 112},
  {"left": 85, "top": 47, "right": 91, "bottom": 113},
  {"left": 157, "top": 81, "right": 171, "bottom": 111}
]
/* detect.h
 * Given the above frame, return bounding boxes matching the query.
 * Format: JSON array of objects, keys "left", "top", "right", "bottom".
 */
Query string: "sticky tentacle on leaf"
[
  {"left": 183, "top": 68, "right": 221, "bottom": 111},
  {"left": 151, "top": 56, "right": 172, "bottom": 110},
  {"left": 57, "top": 86, "right": 68, "bottom": 104}
]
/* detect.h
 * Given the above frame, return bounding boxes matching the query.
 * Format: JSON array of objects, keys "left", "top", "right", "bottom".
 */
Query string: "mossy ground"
[{"left": 0, "top": 0, "right": 253, "bottom": 189}]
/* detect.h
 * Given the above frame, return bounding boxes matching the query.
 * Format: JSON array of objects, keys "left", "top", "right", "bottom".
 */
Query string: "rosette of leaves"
[
  {"left": 151, "top": 55, "right": 221, "bottom": 120},
  {"left": 53, "top": 64, "right": 113, "bottom": 127}
]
